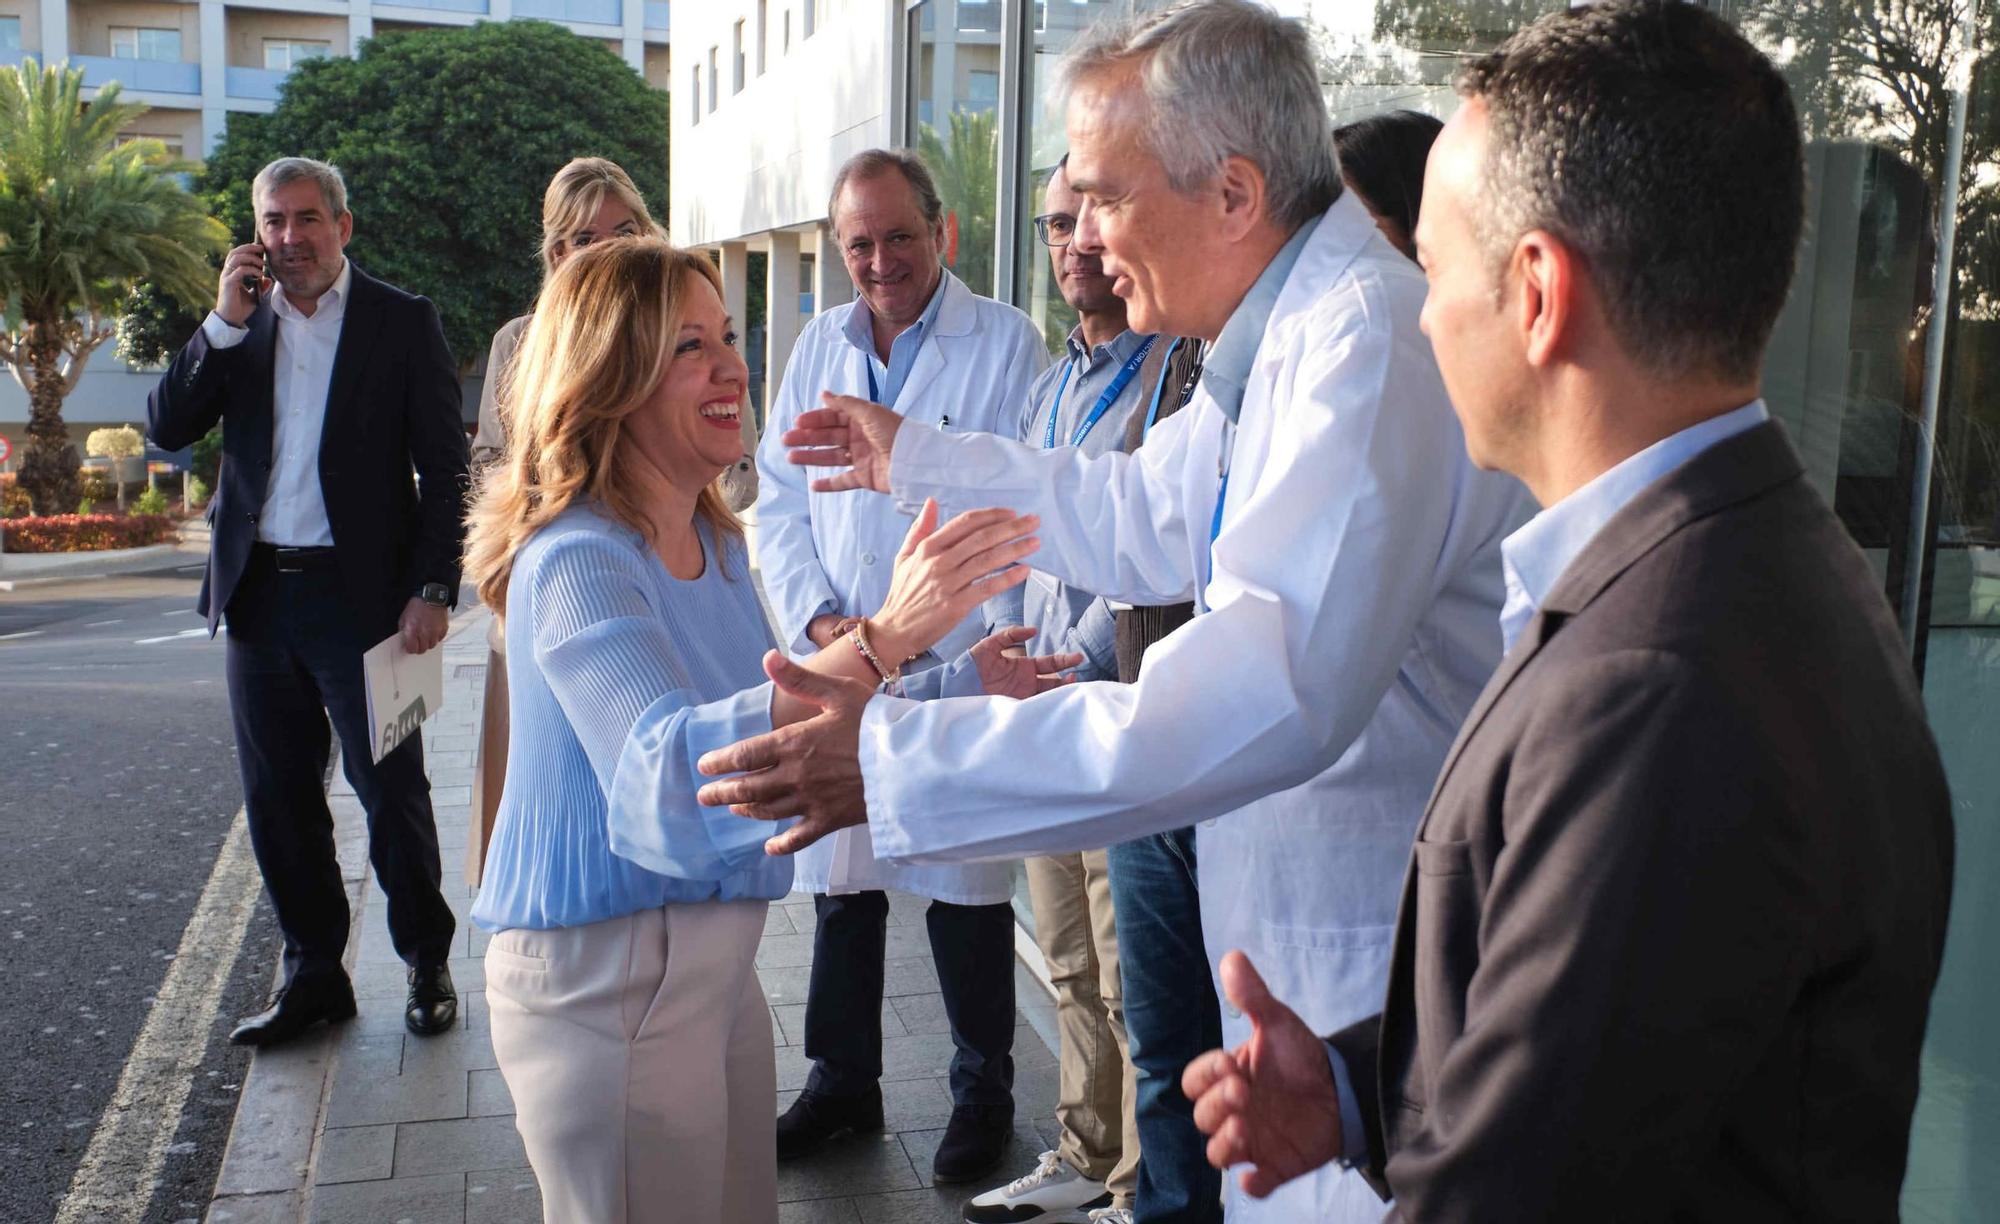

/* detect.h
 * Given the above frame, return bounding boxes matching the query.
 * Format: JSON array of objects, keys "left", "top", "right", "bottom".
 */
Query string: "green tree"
[
  {"left": 918, "top": 108, "right": 1000, "bottom": 296},
  {"left": 0, "top": 58, "right": 228, "bottom": 515},
  {"left": 200, "top": 21, "right": 669, "bottom": 369}
]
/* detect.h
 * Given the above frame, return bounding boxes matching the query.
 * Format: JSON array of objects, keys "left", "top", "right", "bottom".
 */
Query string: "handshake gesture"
[{"left": 781, "top": 393, "right": 910, "bottom": 494}]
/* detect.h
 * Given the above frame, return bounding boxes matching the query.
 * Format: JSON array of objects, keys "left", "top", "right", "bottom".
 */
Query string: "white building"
[{"left": 0, "top": 0, "right": 670, "bottom": 451}]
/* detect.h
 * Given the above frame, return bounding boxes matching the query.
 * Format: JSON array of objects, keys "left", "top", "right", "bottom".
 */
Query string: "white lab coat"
[
  {"left": 753, "top": 270, "right": 1048, "bottom": 904},
  {"left": 851, "top": 196, "right": 1535, "bottom": 1217}
]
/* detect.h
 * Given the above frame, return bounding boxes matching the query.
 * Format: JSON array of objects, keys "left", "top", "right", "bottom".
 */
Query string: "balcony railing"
[
  {"left": 645, "top": 1, "right": 669, "bottom": 31},
  {"left": 379, "top": 0, "right": 490, "bottom": 14},
  {"left": 225, "top": 65, "right": 288, "bottom": 100},
  {"left": 514, "top": 0, "right": 621, "bottom": 24},
  {"left": 74, "top": 54, "right": 201, "bottom": 94}
]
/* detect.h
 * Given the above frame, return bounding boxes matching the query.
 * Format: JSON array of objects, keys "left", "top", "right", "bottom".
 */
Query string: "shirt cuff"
[
  {"left": 201, "top": 311, "right": 249, "bottom": 349},
  {"left": 1325, "top": 1043, "right": 1371, "bottom": 1169}
]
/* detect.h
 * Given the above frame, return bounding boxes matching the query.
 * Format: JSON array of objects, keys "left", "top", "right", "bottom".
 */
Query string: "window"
[
  {"left": 756, "top": 0, "right": 768, "bottom": 75},
  {"left": 905, "top": 0, "right": 1000, "bottom": 295},
  {"left": 262, "top": 39, "right": 331, "bottom": 71},
  {"left": 690, "top": 64, "right": 700, "bottom": 125},
  {"left": 117, "top": 133, "right": 185, "bottom": 158},
  {"left": 109, "top": 27, "right": 182, "bottom": 62},
  {"left": 706, "top": 45, "right": 717, "bottom": 111},
  {"left": 803, "top": 0, "right": 816, "bottom": 38},
  {"left": 966, "top": 69, "right": 998, "bottom": 112},
  {"left": 0, "top": 16, "right": 22, "bottom": 54},
  {"left": 732, "top": 19, "right": 745, "bottom": 93}
]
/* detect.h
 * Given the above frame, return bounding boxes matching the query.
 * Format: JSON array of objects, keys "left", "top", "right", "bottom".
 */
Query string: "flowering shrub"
[
  {"left": 0, "top": 475, "right": 28, "bottom": 520},
  {"left": 0, "top": 513, "right": 178, "bottom": 553}
]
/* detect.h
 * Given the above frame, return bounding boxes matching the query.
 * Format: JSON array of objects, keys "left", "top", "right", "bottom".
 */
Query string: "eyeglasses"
[{"left": 1033, "top": 212, "right": 1076, "bottom": 248}]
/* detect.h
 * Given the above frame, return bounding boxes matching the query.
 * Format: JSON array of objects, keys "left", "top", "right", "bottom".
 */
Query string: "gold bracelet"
[{"left": 849, "top": 619, "right": 899, "bottom": 685}]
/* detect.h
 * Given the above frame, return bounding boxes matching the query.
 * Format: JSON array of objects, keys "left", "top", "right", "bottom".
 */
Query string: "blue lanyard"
[
  {"left": 1042, "top": 335, "right": 1157, "bottom": 449},
  {"left": 1202, "top": 422, "right": 1234, "bottom": 616},
  {"left": 1142, "top": 336, "right": 1186, "bottom": 438},
  {"left": 866, "top": 361, "right": 879, "bottom": 404}
]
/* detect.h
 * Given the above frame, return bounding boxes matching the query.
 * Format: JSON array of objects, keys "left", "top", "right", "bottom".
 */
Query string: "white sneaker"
[
  {"left": 1086, "top": 1209, "right": 1135, "bottom": 1224},
  {"left": 962, "top": 1149, "right": 1112, "bottom": 1222}
]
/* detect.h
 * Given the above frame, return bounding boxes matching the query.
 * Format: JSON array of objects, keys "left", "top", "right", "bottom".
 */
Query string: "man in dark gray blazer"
[{"left": 1182, "top": 4, "right": 1955, "bottom": 1219}]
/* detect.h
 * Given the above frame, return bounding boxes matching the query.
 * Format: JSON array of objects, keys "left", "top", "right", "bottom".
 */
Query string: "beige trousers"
[
  {"left": 485, "top": 900, "right": 777, "bottom": 1224},
  {"left": 465, "top": 643, "right": 508, "bottom": 886},
  {"left": 1026, "top": 850, "right": 1138, "bottom": 1207}
]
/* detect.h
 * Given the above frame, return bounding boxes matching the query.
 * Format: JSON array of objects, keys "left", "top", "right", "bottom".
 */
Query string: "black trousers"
[
  {"left": 802, "top": 890, "right": 1015, "bottom": 1107},
  {"left": 224, "top": 550, "right": 456, "bottom": 987}
]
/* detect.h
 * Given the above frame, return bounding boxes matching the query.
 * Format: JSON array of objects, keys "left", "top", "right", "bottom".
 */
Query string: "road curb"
[
  {"left": 203, "top": 607, "right": 489, "bottom": 1224},
  {"left": 0, "top": 542, "right": 200, "bottom": 590}
]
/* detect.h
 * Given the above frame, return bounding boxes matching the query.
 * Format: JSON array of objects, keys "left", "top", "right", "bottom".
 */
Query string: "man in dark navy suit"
[{"left": 149, "top": 157, "right": 468, "bottom": 1046}]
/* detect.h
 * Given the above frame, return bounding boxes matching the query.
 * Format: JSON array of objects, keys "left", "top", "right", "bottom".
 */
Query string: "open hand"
[
  {"left": 1182, "top": 951, "right": 1346, "bottom": 1198},
  {"left": 971, "top": 627, "right": 1082, "bottom": 699},
  {"left": 696, "top": 651, "right": 872, "bottom": 856},
  {"left": 871, "top": 500, "right": 1039, "bottom": 665},
  {"left": 783, "top": 393, "right": 905, "bottom": 493}
]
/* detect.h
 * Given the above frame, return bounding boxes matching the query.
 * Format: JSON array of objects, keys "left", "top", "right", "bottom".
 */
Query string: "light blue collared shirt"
[
  {"left": 1498, "top": 400, "right": 1771, "bottom": 652},
  {"left": 1201, "top": 212, "right": 1324, "bottom": 422},
  {"left": 842, "top": 269, "right": 950, "bottom": 408}
]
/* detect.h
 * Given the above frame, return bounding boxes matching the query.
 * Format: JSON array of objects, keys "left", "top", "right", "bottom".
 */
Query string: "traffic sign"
[{"left": 0, "top": 434, "right": 11, "bottom": 465}]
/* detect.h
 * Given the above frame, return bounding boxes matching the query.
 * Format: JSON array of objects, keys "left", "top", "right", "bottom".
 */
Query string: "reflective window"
[
  {"left": 110, "top": 26, "right": 181, "bottom": 62},
  {"left": 0, "top": 16, "right": 22, "bottom": 53},
  {"left": 906, "top": 0, "right": 1004, "bottom": 296},
  {"left": 262, "top": 39, "right": 331, "bottom": 71}
]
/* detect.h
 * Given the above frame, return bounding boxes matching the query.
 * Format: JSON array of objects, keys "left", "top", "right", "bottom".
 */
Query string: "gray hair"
[
  {"left": 1059, "top": 0, "right": 1339, "bottom": 230},
  {"left": 252, "top": 156, "right": 349, "bottom": 218},
  {"left": 827, "top": 149, "right": 943, "bottom": 237}
]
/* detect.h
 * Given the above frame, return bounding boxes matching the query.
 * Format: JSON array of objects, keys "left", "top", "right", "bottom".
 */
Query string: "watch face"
[{"left": 422, "top": 583, "right": 450, "bottom": 606}]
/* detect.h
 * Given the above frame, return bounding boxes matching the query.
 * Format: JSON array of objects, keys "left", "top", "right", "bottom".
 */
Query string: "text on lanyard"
[{"left": 1043, "top": 335, "right": 1158, "bottom": 450}]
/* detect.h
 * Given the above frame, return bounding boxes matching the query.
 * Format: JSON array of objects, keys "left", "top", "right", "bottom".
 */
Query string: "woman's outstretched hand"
[
  {"left": 971, "top": 626, "right": 1082, "bottom": 699},
  {"left": 870, "top": 499, "right": 1039, "bottom": 666}
]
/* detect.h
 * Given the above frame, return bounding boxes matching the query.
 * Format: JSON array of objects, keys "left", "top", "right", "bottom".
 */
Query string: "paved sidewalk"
[{"left": 206, "top": 605, "right": 1063, "bottom": 1224}]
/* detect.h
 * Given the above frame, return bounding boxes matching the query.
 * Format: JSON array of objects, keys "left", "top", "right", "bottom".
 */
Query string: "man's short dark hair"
[
  {"left": 827, "top": 149, "right": 944, "bottom": 238},
  {"left": 1457, "top": 0, "right": 1804, "bottom": 383}
]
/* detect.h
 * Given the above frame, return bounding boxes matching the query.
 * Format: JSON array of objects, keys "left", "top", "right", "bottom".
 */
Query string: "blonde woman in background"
[
  {"left": 463, "top": 237, "right": 1074, "bottom": 1222},
  {"left": 467, "top": 157, "right": 662, "bottom": 885}
]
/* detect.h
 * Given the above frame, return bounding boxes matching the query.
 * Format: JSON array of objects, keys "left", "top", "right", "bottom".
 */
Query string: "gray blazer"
[{"left": 1329, "top": 421, "right": 1954, "bottom": 1221}]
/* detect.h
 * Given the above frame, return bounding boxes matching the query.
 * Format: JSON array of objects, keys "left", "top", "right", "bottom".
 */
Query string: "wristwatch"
[{"left": 419, "top": 582, "right": 452, "bottom": 608}]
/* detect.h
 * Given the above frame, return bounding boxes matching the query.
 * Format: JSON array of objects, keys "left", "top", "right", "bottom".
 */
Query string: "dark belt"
[{"left": 252, "top": 542, "right": 339, "bottom": 574}]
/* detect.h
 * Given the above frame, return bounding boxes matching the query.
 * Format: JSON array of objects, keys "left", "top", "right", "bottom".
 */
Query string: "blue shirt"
[
  {"left": 1325, "top": 397, "right": 1772, "bottom": 1165},
  {"left": 1202, "top": 213, "right": 1323, "bottom": 423},
  {"left": 1499, "top": 400, "right": 1771, "bottom": 652},
  {"left": 843, "top": 270, "right": 950, "bottom": 407},
  {"left": 470, "top": 506, "right": 794, "bottom": 932}
]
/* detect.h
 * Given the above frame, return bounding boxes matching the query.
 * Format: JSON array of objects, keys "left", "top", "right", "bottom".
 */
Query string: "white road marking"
[
  {"left": 55, "top": 811, "right": 261, "bottom": 1224},
  {"left": 85, "top": 620, "right": 124, "bottom": 627},
  {"left": 162, "top": 608, "right": 196, "bottom": 617},
  {"left": 133, "top": 628, "right": 209, "bottom": 645},
  {"left": 0, "top": 630, "right": 44, "bottom": 641}
]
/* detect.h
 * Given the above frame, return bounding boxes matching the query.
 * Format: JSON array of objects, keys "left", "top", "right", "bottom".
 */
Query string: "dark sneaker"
[
  {"left": 775, "top": 1086, "right": 885, "bottom": 1160},
  {"left": 933, "top": 1101, "right": 1014, "bottom": 1185}
]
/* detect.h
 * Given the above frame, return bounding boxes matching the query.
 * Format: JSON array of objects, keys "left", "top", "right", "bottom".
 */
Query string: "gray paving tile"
[
  {"left": 775, "top": 1131, "right": 922, "bottom": 1200},
  {"left": 775, "top": 1075, "right": 956, "bottom": 1134},
  {"left": 898, "top": 1123, "right": 1047, "bottom": 1190},
  {"left": 464, "top": 1167, "right": 542, "bottom": 1224},
  {"left": 401, "top": 1024, "right": 499, "bottom": 1076},
  {"left": 309, "top": 1172, "right": 465, "bottom": 1224},
  {"left": 778, "top": 1198, "right": 863, "bottom": 1223},
  {"left": 323, "top": 1065, "right": 468, "bottom": 1128},
  {"left": 392, "top": 1115, "right": 530, "bottom": 1177},
  {"left": 772, "top": 1000, "right": 906, "bottom": 1047},
  {"left": 466, "top": 1068, "right": 514, "bottom": 1118},
  {"left": 206, "top": 1190, "right": 300, "bottom": 1224},
  {"left": 314, "top": 1125, "right": 395, "bottom": 1185},
  {"left": 352, "top": 956, "right": 485, "bottom": 1001},
  {"left": 764, "top": 905, "right": 797, "bottom": 936}
]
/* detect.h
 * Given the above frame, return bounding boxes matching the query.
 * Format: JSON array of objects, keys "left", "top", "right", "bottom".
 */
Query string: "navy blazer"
[{"left": 147, "top": 263, "right": 469, "bottom": 639}]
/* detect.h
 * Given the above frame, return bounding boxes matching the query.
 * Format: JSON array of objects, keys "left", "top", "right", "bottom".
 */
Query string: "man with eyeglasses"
[{"left": 937, "top": 158, "right": 1201, "bottom": 1224}]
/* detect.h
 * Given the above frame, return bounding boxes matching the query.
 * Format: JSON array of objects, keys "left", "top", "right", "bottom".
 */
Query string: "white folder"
[{"left": 361, "top": 633, "right": 445, "bottom": 763}]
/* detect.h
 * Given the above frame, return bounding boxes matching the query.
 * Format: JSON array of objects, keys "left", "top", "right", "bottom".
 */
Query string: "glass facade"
[{"left": 895, "top": 4, "right": 1999, "bottom": 1215}]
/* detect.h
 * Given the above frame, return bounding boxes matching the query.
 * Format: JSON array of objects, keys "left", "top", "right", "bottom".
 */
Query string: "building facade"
[
  {"left": 0, "top": 0, "right": 670, "bottom": 452},
  {"left": 672, "top": 2, "right": 2000, "bottom": 1220}
]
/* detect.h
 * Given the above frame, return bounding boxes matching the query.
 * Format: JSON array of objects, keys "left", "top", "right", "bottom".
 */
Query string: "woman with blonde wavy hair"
[
  {"left": 466, "top": 156, "right": 663, "bottom": 885},
  {"left": 465, "top": 236, "right": 1074, "bottom": 1223}
]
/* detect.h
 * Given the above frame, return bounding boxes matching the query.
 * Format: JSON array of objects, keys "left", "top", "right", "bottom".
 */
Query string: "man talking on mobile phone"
[{"left": 147, "top": 156, "right": 470, "bottom": 1047}]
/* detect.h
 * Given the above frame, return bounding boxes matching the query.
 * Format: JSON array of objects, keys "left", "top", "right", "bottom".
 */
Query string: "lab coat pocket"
[{"left": 1255, "top": 920, "right": 1396, "bottom": 1036}]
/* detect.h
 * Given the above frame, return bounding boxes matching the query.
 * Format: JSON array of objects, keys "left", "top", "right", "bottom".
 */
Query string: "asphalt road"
[{"left": 0, "top": 561, "right": 284, "bottom": 1224}]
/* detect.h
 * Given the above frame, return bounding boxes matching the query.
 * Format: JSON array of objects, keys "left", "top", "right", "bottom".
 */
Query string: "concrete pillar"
[
  {"left": 490, "top": 0, "right": 512, "bottom": 20},
  {"left": 349, "top": 7, "right": 374, "bottom": 54},
  {"left": 812, "top": 223, "right": 854, "bottom": 312},
  {"left": 37, "top": 0, "right": 67, "bottom": 62},
  {"left": 765, "top": 229, "right": 803, "bottom": 425},
  {"left": 199, "top": 0, "right": 226, "bottom": 154},
  {"left": 715, "top": 242, "right": 757, "bottom": 512},
  {"left": 621, "top": 0, "right": 645, "bottom": 73}
]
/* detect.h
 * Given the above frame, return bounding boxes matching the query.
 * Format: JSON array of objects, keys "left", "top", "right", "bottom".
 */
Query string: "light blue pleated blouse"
[{"left": 470, "top": 505, "right": 794, "bottom": 933}]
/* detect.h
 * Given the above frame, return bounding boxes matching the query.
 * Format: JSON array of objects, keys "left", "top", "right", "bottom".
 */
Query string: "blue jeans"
[{"left": 1106, "top": 828, "right": 1223, "bottom": 1224}]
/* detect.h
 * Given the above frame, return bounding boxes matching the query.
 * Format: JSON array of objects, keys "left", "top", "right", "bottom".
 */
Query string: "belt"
[{"left": 253, "top": 542, "right": 339, "bottom": 574}]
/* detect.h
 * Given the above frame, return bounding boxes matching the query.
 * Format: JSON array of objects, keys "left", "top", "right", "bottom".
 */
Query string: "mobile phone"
[{"left": 241, "top": 250, "right": 268, "bottom": 302}]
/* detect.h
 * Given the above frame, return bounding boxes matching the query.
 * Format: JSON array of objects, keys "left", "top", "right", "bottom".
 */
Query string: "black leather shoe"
[
  {"left": 405, "top": 962, "right": 457, "bottom": 1036},
  {"left": 932, "top": 1101, "right": 1014, "bottom": 1185},
  {"left": 776, "top": 1086, "right": 885, "bottom": 1160},
  {"left": 229, "top": 974, "right": 357, "bottom": 1047}
]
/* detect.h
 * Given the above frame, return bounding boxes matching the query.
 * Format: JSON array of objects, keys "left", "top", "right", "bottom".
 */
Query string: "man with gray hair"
[
  {"left": 149, "top": 156, "right": 468, "bottom": 1048},
  {"left": 697, "top": 3, "right": 1532, "bottom": 1220}
]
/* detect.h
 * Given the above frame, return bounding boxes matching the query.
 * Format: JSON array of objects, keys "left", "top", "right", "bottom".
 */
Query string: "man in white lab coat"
[
  {"left": 708, "top": 7, "right": 1534, "bottom": 1217},
  {"left": 751, "top": 148, "right": 1048, "bottom": 1185}
]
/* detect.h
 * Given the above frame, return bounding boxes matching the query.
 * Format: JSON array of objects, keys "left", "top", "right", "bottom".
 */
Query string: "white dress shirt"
[
  {"left": 200, "top": 258, "right": 352, "bottom": 546},
  {"left": 751, "top": 269, "right": 1048, "bottom": 903}
]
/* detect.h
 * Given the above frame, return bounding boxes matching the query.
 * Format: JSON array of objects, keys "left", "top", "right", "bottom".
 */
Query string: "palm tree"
[
  {"left": 917, "top": 108, "right": 1000, "bottom": 297},
  {"left": 0, "top": 57, "right": 228, "bottom": 515}
]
